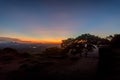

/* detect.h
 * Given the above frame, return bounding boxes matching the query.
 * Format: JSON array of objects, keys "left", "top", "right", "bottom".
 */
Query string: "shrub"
[
  {"left": 111, "top": 34, "right": 120, "bottom": 48},
  {"left": 43, "top": 47, "right": 62, "bottom": 55},
  {"left": 20, "top": 52, "right": 32, "bottom": 58}
]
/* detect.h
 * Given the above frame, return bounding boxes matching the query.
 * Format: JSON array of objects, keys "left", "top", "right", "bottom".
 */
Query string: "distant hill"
[
  {"left": 0, "top": 37, "right": 60, "bottom": 53},
  {"left": 0, "top": 37, "right": 39, "bottom": 44},
  {"left": 0, "top": 37, "right": 22, "bottom": 43}
]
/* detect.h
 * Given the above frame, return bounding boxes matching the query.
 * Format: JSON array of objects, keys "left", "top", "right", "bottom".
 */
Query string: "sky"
[{"left": 0, "top": 0, "right": 120, "bottom": 43}]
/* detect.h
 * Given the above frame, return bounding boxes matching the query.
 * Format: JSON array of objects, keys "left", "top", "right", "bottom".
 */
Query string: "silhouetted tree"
[
  {"left": 61, "top": 34, "right": 100, "bottom": 57},
  {"left": 97, "top": 38, "right": 110, "bottom": 46},
  {"left": 61, "top": 33, "right": 100, "bottom": 48},
  {"left": 61, "top": 33, "right": 113, "bottom": 57},
  {"left": 75, "top": 33, "right": 100, "bottom": 45},
  {"left": 106, "top": 35, "right": 113, "bottom": 41},
  {"left": 61, "top": 38, "right": 74, "bottom": 48},
  {"left": 110, "top": 34, "right": 120, "bottom": 48}
]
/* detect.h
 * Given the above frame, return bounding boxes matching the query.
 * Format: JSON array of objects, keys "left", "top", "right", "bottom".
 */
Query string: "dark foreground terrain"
[
  {"left": 0, "top": 48, "right": 99, "bottom": 80},
  {"left": 1, "top": 46, "right": 120, "bottom": 80}
]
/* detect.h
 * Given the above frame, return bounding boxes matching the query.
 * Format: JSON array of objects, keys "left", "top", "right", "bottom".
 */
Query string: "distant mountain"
[
  {"left": 0, "top": 37, "right": 39, "bottom": 44},
  {"left": 0, "top": 37, "right": 60, "bottom": 45},
  {"left": 0, "top": 37, "right": 60, "bottom": 54},
  {"left": 0, "top": 37, "right": 60, "bottom": 48},
  {"left": 0, "top": 37, "right": 22, "bottom": 43}
]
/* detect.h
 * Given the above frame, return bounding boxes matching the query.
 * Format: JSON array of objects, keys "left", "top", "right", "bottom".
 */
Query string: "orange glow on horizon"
[
  {"left": 17, "top": 38, "right": 61, "bottom": 44},
  {"left": 17, "top": 37, "right": 62, "bottom": 44},
  {"left": 1, "top": 34, "right": 62, "bottom": 44}
]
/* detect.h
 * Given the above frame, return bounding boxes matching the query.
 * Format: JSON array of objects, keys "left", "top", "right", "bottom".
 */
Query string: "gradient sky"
[{"left": 0, "top": 0, "right": 120, "bottom": 43}]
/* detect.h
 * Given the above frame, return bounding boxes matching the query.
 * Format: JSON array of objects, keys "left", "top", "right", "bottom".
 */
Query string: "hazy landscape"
[
  {"left": 0, "top": 33, "right": 120, "bottom": 80},
  {"left": 0, "top": 0, "right": 120, "bottom": 80}
]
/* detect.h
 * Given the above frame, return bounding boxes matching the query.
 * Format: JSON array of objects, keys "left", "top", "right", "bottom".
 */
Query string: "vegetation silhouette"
[
  {"left": 0, "top": 33, "right": 120, "bottom": 80},
  {"left": 0, "top": 48, "right": 19, "bottom": 63},
  {"left": 43, "top": 47, "right": 67, "bottom": 58},
  {"left": 2, "top": 47, "right": 18, "bottom": 54},
  {"left": 97, "top": 34, "right": 120, "bottom": 80},
  {"left": 110, "top": 34, "right": 120, "bottom": 48},
  {"left": 61, "top": 33, "right": 110, "bottom": 57}
]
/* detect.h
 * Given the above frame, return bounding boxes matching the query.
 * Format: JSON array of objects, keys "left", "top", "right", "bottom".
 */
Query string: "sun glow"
[
  {"left": 0, "top": 34, "right": 62, "bottom": 44},
  {"left": 20, "top": 38, "right": 62, "bottom": 44}
]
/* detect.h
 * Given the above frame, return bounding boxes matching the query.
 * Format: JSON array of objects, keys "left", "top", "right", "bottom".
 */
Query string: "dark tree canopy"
[
  {"left": 110, "top": 34, "right": 120, "bottom": 48},
  {"left": 106, "top": 35, "right": 113, "bottom": 41},
  {"left": 61, "top": 38, "right": 74, "bottom": 48},
  {"left": 61, "top": 33, "right": 109, "bottom": 49},
  {"left": 60, "top": 33, "right": 111, "bottom": 56},
  {"left": 75, "top": 33, "right": 101, "bottom": 45},
  {"left": 61, "top": 34, "right": 102, "bottom": 56}
]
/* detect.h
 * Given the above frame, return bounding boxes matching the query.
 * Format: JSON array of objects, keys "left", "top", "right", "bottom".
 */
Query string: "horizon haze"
[{"left": 0, "top": 0, "right": 120, "bottom": 43}]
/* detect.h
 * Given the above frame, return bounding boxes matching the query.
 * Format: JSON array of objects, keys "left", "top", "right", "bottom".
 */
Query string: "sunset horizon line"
[
  {"left": 0, "top": 36, "right": 62, "bottom": 44},
  {"left": 0, "top": 33, "right": 118, "bottom": 44}
]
